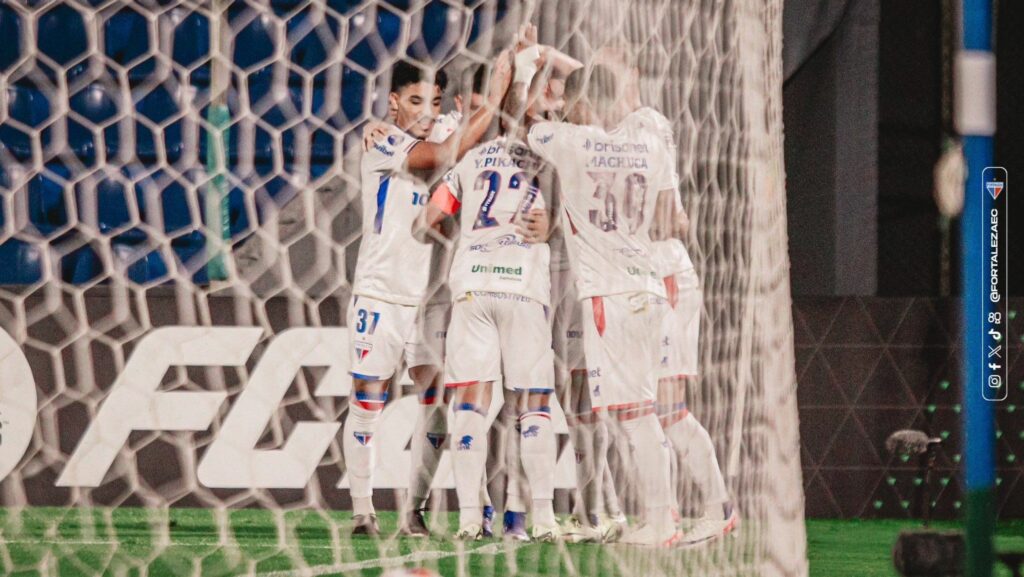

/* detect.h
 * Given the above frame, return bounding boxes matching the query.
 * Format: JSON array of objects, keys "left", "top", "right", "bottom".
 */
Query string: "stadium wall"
[{"left": 0, "top": 292, "right": 1019, "bottom": 519}]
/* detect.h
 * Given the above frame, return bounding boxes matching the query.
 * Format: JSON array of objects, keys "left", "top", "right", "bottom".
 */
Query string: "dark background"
[{"left": 783, "top": 0, "right": 1022, "bottom": 298}]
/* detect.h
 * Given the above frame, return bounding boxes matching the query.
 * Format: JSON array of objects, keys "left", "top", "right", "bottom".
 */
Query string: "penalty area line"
[{"left": 253, "top": 541, "right": 520, "bottom": 577}]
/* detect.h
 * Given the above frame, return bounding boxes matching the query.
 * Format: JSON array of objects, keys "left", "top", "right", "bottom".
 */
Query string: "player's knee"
[{"left": 350, "top": 389, "right": 388, "bottom": 414}]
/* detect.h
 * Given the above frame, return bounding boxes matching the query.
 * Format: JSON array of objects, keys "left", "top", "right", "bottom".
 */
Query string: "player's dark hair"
[
  {"left": 471, "top": 65, "right": 487, "bottom": 95},
  {"left": 390, "top": 60, "right": 448, "bottom": 94}
]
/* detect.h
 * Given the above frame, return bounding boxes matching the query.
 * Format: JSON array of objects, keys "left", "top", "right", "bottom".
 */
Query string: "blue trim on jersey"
[
  {"left": 374, "top": 175, "right": 390, "bottom": 234},
  {"left": 350, "top": 371, "right": 380, "bottom": 381}
]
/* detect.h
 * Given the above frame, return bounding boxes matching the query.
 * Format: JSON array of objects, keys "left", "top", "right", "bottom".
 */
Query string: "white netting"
[{"left": 0, "top": 0, "right": 805, "bottom": 575}]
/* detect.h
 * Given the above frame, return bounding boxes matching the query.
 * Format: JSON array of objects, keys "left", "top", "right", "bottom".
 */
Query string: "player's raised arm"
[
  {"left": 405, "top": 50, "right": 513, "bottom": 171},
  {"left": 412, "top": 176, "right": 461, "bottom": 243}
]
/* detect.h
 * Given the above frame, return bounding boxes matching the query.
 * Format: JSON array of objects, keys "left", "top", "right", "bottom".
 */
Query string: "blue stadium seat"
[
  {"left": 0, "top": 239, "right": 43, "bottom": 284},
  {"left": 324, "top": 0, "right": 364, "bottom": 16},
  {"left": 231, "top": 8, "right": 277, "bottom": 70},
  {"left": 2, "top": 81, "right": 51, "bottom": 160},
  {"left": 27, "top": 164, "right": 71, "bottom": 236},
  {"left": 61, "top": 242, "right": 104, "bottom": 284},
  {"left": 409, "top": 1, "right": 465, "bottom": 62},
  {"left": 110, "top": 241, "right": 169, "bottom": 285},
  {"left": 104, "top": 7, "right": 149, "bottom": 67},
  {"left": 171, "top": 8, "right": 210, "bottom": 67},
  {"left": 75, "top": 170, "right": 139, "bottom": 237},
  {"left": 339, "top": 66, "right": 368, "bottom": 124},
  {"left": 0, "top": 4, "right": 23, "bottom": 72},
  {"left": 346, "top": 6, "right": 402, "bottom": 71},
  {"left": 68, "top": 80, "right": 124, "bottom": 160},
  {"left": 37, "top": 4, "right": 88, "bottom": 67},
  {"left": 288, "top": 9, "right": 341, "bottom": 71},
  {"left": 134, "top": 83, "right": 188, "bottom": 163}
]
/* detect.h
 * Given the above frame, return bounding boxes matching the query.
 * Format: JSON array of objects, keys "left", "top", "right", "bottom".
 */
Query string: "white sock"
[
  {"left": 602, "top": 460, "right": 623, "bottom": 519},
  {"left": 407, "top": 399, "right": 447, "bottom": 510},
  {"left": 568, "top": 419, "right": 601, "bottom": 520},
  {"left": 621, "top": 413, "right": 674, "bottom": 533},
  {"left": 519, "top": 408, "right": 556, "bottom": 527},
  {"left": 665, "top": 413, "right": 730, "bottom": 518},
  {"left": 505, "top": 409, "right": 528, "bottom": 513},
  {"left": 452, "top": 406, "right": 489, "bottom": 528},
  {"left": 343, "top": 401, "right": 383, "bottom": 516}
]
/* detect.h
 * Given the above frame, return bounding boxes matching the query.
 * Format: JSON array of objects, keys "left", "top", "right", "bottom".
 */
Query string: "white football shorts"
[
  {"left": 581, "top": 292, "right": 662, "bottom": 411},
  {"left": 347, "top": 295, "right": 420, "bottom": 381},
  {"left": 445, "top": 291, "right": 555, "bottom": 391},
  {"left": 657, "top": 269, "right": 701, "bottom": 379},
  {"left": 551, "top": 268, "right": 585, "bottom": 375}
]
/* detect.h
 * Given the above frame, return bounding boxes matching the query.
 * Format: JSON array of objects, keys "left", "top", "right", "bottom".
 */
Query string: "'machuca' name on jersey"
[
  {"left": 586, "top": 155, "right": 650, "bottom": 170},
  {"left": 473, "top": 141, "right": 543, "bottom": 171}
]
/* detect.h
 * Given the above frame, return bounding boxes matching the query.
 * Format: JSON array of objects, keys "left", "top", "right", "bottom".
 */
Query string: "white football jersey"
[
  {"left": 353, "top": 124, "right": 437, "bottom": 306},
  {"left": 527, "top": 111, "right": 676, "bottom": 300},
  {"left": 434, "top": 136, "right": 551, "bottom": 305}
]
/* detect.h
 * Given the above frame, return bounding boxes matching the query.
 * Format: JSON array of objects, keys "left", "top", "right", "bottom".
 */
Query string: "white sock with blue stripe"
[
  {"left": 343, "top": 392, "right": 387, "bottom": 516},
  {"left": 452, "top": 403, "right": 488, "bottom": 530},
  {"left": 519, "top": 405, "right": 556, "bottom": 528}
]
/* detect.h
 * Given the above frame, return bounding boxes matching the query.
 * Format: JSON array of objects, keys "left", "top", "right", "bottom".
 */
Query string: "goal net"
[{"left": 0, "top": 0, "right": 806, "bottom": 575}]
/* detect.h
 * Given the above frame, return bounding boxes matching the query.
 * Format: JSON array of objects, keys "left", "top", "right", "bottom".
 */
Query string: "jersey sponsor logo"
[
  {"left": 566, "top": 329, "right": 583, "bottom": 339},
  {"left": 536, "top": 133, "right": 553, "bottom": 144},
  {"left": 468, "top": 234, "right": 530, "bottom": 253},
  {"left": 353, "top": 431, "right": 373, "bottom": 446},
  {"left": 584, "top": 139, "right": 650, "bottom": 154},
  {"left": 470, "top": 264, "right": 523, "bottom": 276},
  {"left": 372, "top": 142, "right": 395, "bottom": 157},
  {"left": 614, "top": 247, "right": 645, "bottom": 258},
  {"left": 627, "top": 266, "right": 658, "bottom": 278}
]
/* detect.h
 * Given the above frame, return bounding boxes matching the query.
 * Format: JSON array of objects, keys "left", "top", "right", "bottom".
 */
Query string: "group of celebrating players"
[{"left": 342, "top": 26, "right": 738, "bottom": 548}]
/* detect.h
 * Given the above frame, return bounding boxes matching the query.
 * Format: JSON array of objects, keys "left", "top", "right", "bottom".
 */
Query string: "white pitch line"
[{"left": 254, "top": 541, "right": 520, "bottom": 577}]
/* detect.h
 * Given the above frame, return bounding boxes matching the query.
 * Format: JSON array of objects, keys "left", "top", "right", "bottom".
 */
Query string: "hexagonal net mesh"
[{"left": 0, "top": 0, "right": 805, "bottom": 575}]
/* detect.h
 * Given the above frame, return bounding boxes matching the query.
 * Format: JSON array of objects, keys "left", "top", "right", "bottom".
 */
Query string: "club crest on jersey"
[
  {"left": 353, "top": 431, "right": 373, "bottom": 446},
  {"left": 354, "top": 341, "right": 372, "bottom": 361},
  {"left": 457, "top": 435, "right": 473, "bottom": 451},
  {"left": 387, "top": 134, "right": 403, "bottom": 146},
  {"left": 426, "top": 432, "right": 446, "bottom": 449},
  {"left": 522, "top": 425, "right": 540, "bottom": 438}
]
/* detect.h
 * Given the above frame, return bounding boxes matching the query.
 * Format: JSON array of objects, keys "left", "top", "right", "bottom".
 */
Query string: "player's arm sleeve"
[
  {"left": 363, "top": 132, "right": 420, "bottom": 174},
  {"left": 527, "top": 122, "right": 568, "bottom": 165},
  {"left": 428, "top": 171, "right": 462, "bottom": 216}
]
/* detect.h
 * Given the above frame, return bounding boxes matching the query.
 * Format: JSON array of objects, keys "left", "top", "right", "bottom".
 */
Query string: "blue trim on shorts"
[{"left": 350, "top": 371, "right": 380, "bottom": 381}]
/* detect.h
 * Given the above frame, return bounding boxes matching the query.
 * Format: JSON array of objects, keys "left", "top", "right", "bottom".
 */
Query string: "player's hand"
[
  {"left": 516, "top": 208, "right": 549, "bottom": 243},
  {"left": 515, "top": 23, "right": 538, "bottom": 52},
  {"left": 362, "top": 120, "right": 389, "bottom": 151},
  {"left": 488, "top": 48, "right": 513, "bottom": 105}
]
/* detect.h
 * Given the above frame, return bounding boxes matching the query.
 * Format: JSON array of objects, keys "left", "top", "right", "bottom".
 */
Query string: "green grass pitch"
[{"left": 1, "top": 508, "right": 1021, "bottom": 576}]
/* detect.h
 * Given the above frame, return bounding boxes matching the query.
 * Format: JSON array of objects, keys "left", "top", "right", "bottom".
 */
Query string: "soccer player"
[
  {"left": 594, "top": 43, "right": 739, "bottom": 545},
  {"left": 397, "top": 64, "right": 501, "bottom": 539},
  {"left": 526, "top": 64, "right": 685, "bottom": 546},
  {"left": 413, "top": 38, "right": 575, "bottom": 542},
  {"left": 345, "top": 55, "right": 510, "bottom": 536}
]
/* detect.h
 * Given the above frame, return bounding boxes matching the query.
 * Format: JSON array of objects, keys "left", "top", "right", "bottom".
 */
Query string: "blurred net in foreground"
[{"left": 0, "top": 0, "right": 805, "bottom": 575}]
